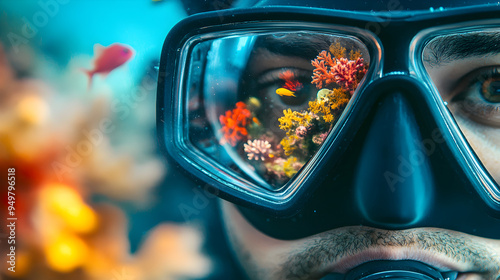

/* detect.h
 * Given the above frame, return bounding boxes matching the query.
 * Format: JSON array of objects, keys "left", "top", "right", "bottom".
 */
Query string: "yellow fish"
[{"left": 276, "top": 87, "right": 296, "bottom": 97}]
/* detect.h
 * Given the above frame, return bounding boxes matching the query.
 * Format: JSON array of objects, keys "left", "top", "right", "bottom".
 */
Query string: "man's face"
[
  {"left": 217, "top": 31, "right": 500, "bottom": 280},
  {"left": 220, "top": 202, "right": 500, "bottom": 279}
]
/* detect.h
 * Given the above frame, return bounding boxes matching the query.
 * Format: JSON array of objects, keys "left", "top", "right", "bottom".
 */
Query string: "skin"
[
  {"left": 220, "top": 201, "right": 500, "bottom": 280},
  {"left": 423, "top": 53, "right": 500, "bottom": 184},
  {"left": 218, "top": 31, "right": 500, "bottom": 280}
]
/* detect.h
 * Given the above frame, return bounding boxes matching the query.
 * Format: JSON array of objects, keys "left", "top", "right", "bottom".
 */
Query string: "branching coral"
[
  {"left": 244, "top": 139, "right": 273, "bottom": 161},
  {"left": 217, "top": 41, "right": 369, "bottom": 188},
  {"left": 311, "top": 43, "right": 367, "bottom": 94},
  {"left": 327, "top": 88, "right": 351, "bottom": 110},
  {"left": 270, "top": 43, "right": 368, "bottom": 179},
  {"left": 329, "top": 42, "right": 347, "bottom": 59},
  {"left": 280, "top": 135, "right": 298, "bottom": 156},
  {"left": 307, "top": 88, "right": 349, "bottom": 124},
  {"left": 219, "top": 101, "right": 252, "bottom": 146},
  {"left": 309, "top": 98, "right": 333, "bottom": 123},
  {"left": 349, "top": 49, "right": 362, "bottom": 60},
  {"left": 331, "top": 57, "right": 367, "bottom": 93},
  {"left": 273, "top": 43, "right": 368, "bottom": 178},
  {"left": 278, "top": 109, "right": 312, "bottom": 135},
  {"left": 311, "top": 51, "right": 337, "bottom": 89}
]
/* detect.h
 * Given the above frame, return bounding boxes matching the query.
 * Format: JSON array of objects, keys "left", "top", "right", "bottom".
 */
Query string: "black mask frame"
[{"left": 157, "top": 5, "right": 500, "bottom": 239}]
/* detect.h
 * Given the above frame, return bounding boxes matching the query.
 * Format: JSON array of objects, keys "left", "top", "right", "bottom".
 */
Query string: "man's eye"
[
  {"left": 480, "top": 73, "right": 500, "bottom": 103},
  {"left": 451, "top": 67, "right": 500, "bottom": 127},
  {"left": 255, "top": 68, "right": 317, "bottom": 110}
]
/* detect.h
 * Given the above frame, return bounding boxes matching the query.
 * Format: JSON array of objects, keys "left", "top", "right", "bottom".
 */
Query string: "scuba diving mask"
[{"left": 156, "top": 1, "right": 500, "bottom": 245}]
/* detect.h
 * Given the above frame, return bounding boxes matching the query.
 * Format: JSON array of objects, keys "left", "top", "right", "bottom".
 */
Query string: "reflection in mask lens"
[
  {"left": 186, "top": 32, "right": 369, "bottom": 190},
  {"left": 423, "top": 30, "right": 500, "bottom": 186}
]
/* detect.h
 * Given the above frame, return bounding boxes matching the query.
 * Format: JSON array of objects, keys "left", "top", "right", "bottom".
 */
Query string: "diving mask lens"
[
  {"left": 184, "top": 31, "right": 370, "bottom": 190},
  {"left": 422, "top": 28, "right": 500, "bottom": 187}
]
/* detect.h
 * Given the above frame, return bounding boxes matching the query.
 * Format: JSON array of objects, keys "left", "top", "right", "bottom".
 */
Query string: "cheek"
[
  {"left": 454, "top": 114, "right": 500, "bottom": 183},
  {"left": 219, "top": 200, "right": 304, "bottom": 279}
]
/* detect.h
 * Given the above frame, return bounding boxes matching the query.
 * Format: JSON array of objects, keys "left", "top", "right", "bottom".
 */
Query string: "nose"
[{"left": 353, "top": 91, "right": 434, "bottom": 227}]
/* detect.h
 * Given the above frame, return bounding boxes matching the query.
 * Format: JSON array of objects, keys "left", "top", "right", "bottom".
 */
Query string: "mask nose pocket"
[{"left": 354, "top": 92, "right": 434, "bottom": 226}]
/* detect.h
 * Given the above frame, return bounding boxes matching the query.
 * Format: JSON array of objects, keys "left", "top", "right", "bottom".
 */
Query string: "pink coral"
[
  {"left": 312, "top": 132, "right": 329, "bottom": 145},
  {"left": 219, "top": 101, "right": 252, "bottom": 146},
  {"left": 244, "top": 139, "right": 272, "bottom": 161},
  {"left": 331, "top": 57, "right": 366, "bottom": 93},
  {"left": 295, "top": 126, "right": 308, "bottom": 138},
  {"left": 311, "top": 50, "right": 366, "bottom": 94}
]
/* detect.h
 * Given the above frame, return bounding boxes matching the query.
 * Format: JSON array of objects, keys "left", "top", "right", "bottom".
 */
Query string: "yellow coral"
[
  {"left": 302, "top": 113, "right": 312, "bottom": 124},
  {"left": 323, "top": 114, "right": 334, "bottom": 123},
  {"left": 278, "top": 112, "right": 293, "bottom": 131},
  {"left": 321, "top": 102, "right": 331, "bottom": 115},
  {"left": 328, "top": 88, "right": 350, "bottom": 99},
  {"left": 284, "top": 157, "right": 299, "bottom": 178},
  {"left": 295, "top": 113, "right": 308, "bottom": 124},
  {"left": 327, "top": 88, "right": 351, "bottom": 112},
  {"left": 279, "top": 109, "right": 312, "bottom": 136},
  {"left": 280, "top": 136, "right": 297, "bottom": 156},
  {"left": 308, "top": 100, "right": 321, "bottom": 114},
  {"left": 322, "top": 109, "right": 334, "bottom": 123},
  {"left": 306, "top": 87, "right": 351, "bottom": 125},
  {"left": 329, "top": 42, "right": 346, "bottom": 60},
  {"left": 349, "top": 49, "right": 362, "bottom": 61}
]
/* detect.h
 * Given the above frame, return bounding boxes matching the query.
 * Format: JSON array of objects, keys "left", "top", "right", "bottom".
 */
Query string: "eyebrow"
[
  {"left": 256, "top": 34, "right": 334, "bottom": 59},
  {"left": 252, "top": 34, "right": 370, "bottom": 67},
  {"left": 423, "top": 32, "right": 500, "bottom": 66}
]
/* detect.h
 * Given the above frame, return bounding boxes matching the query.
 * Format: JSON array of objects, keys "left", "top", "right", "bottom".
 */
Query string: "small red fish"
[
  {"left": 283, "top": 80, "right": 303, "bottom": 92},
  {"left": 278, "top": 70, "right": 303, "bottom": 94},
  {"left": 83, "top": 43, "right": 134, "bottom": 88}
]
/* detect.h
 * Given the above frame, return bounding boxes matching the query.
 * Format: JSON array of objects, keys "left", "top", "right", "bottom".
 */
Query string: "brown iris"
[{"left": 481, "top": 78, "right": 500, "bottom": 102}]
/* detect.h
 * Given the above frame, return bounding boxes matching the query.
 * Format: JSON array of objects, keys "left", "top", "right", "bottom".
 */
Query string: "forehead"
[{"left": 252, "top": 33, "right": 366, "bottom": 58}]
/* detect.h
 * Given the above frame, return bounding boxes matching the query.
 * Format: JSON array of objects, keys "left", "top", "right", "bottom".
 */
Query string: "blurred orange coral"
[{"left": 0, "top": 43, "right": 211, "bottom": 280}]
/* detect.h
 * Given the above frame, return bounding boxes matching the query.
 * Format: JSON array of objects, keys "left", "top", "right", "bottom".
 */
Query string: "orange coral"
[
  {"left": 219, "top": 101, "right": 252, "bottom": 146},
  {"left": 311, "top": 51, "right": 337, "bottom": 89}
]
